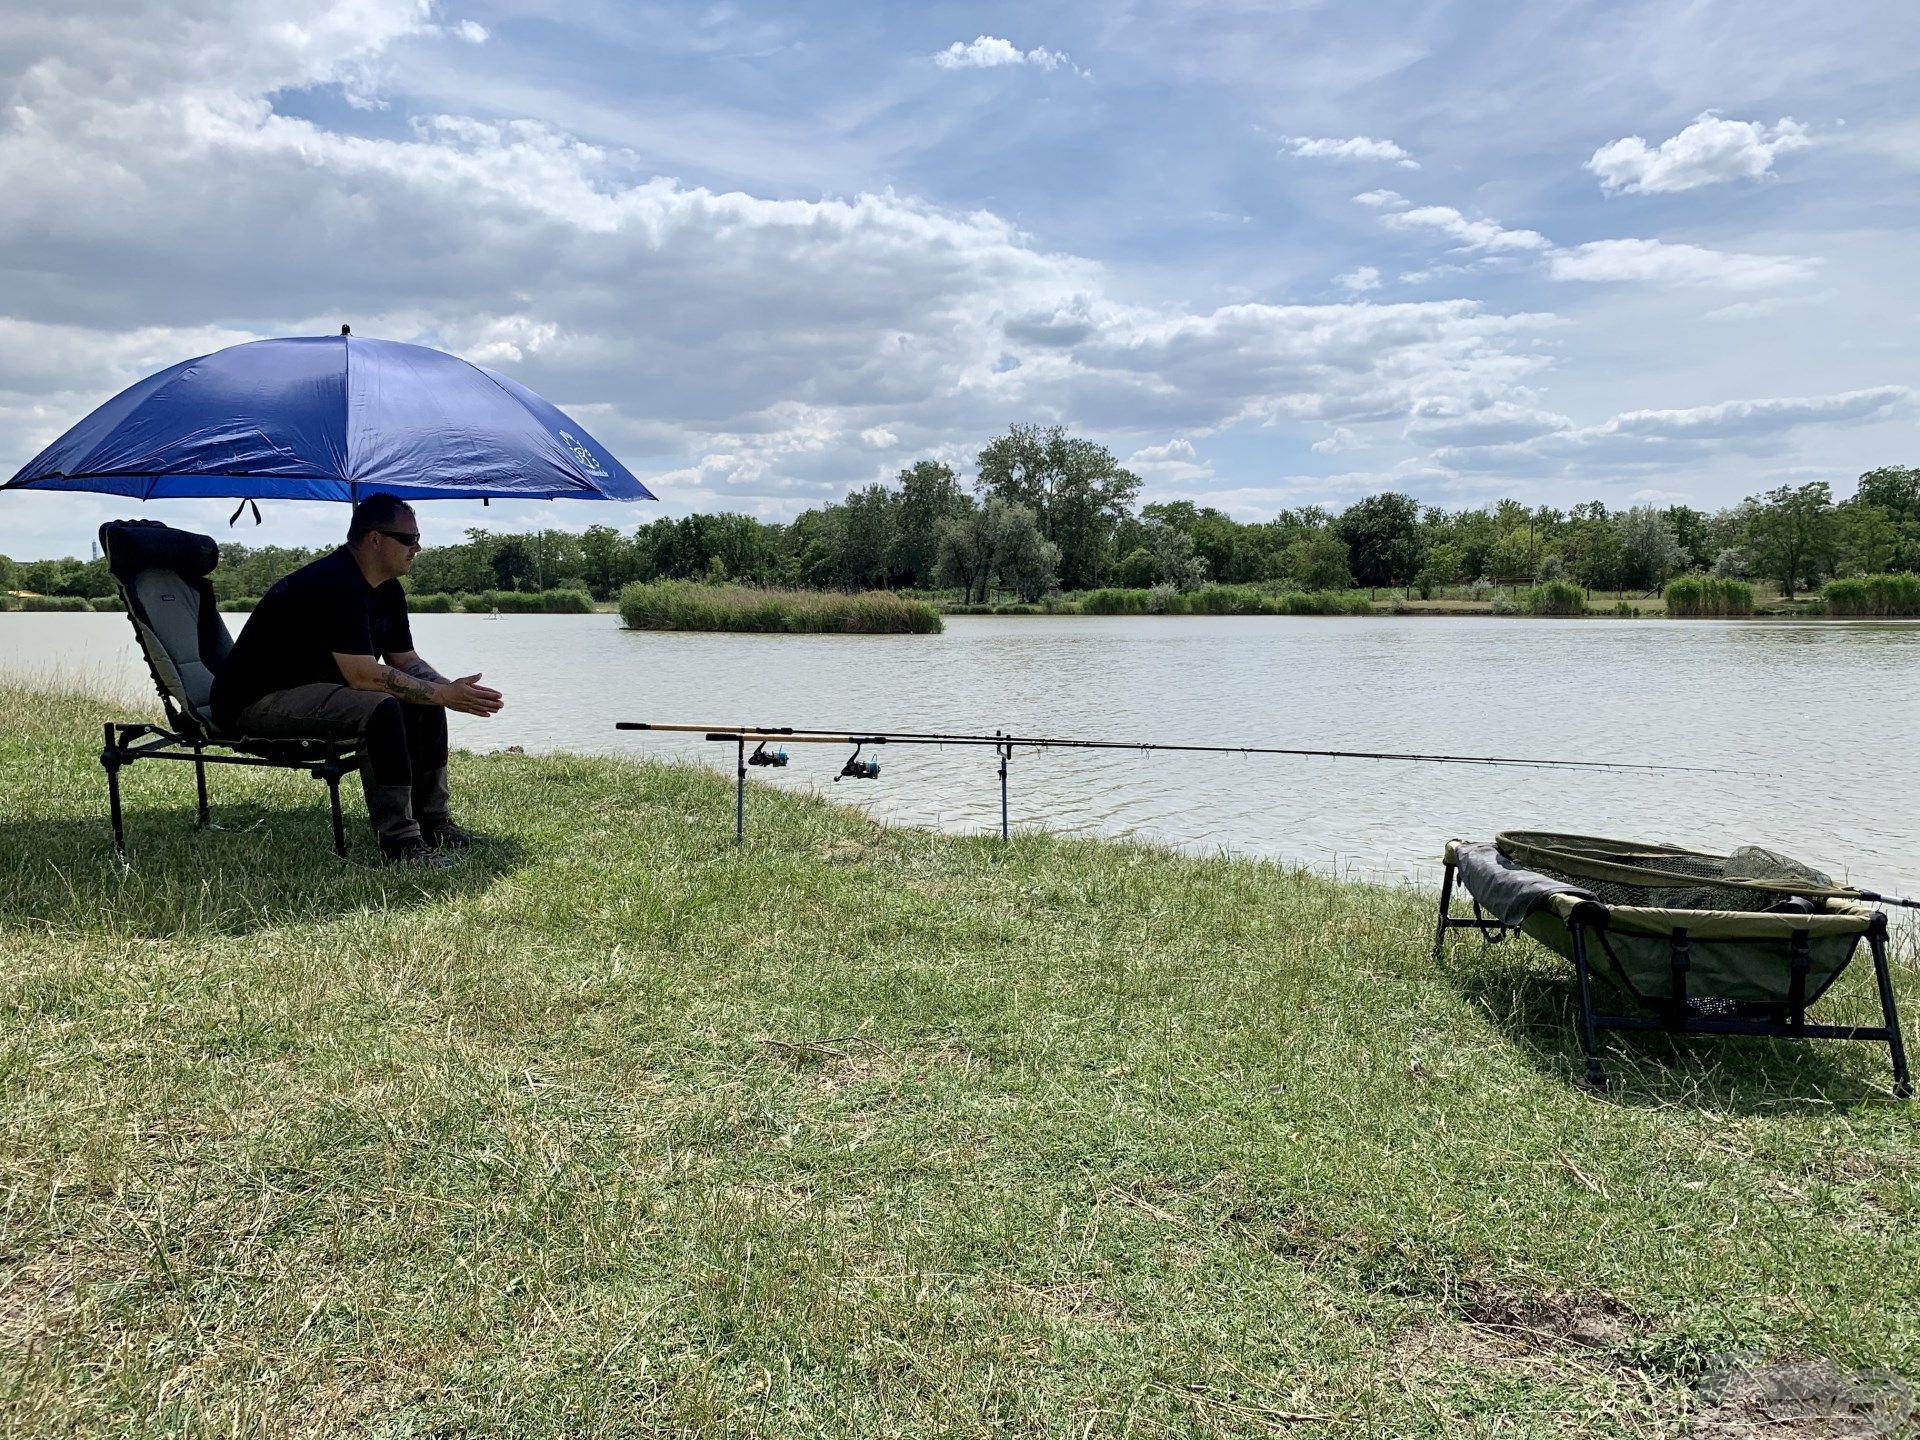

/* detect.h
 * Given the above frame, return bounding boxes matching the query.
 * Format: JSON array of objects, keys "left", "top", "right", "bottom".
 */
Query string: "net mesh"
[{"left": 1498, "top": 833, "right": 1844, "bottom": 914}]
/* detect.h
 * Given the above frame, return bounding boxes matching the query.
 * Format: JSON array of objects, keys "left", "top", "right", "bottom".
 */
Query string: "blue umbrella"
[{"left": 2, "top": 331, "right": 656, "bottom": 505}]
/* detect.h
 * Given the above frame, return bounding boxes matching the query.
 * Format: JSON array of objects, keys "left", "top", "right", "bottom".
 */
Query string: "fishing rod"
[
  {"left": 615, "top": 719, "right": 1765, "bottom": 846},
  {"left": 616, "top": 721, "right": 1755, "bottom": 775}
]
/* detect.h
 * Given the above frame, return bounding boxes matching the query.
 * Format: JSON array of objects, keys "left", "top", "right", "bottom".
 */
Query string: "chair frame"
[
  {"left": 1434, "top": 851, "right": 1911, "bottom": 1097},
  {"left": 100, "top": 520, "right": 363, "bottom": 860}
]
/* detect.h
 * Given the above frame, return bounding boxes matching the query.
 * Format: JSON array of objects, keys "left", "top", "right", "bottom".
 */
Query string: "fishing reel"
[
  {"left": 748, "top": 741, "right": 789, "bottom": 768},
  {"left": 834, "top": 742, "right": 880, "bottom": 782}
]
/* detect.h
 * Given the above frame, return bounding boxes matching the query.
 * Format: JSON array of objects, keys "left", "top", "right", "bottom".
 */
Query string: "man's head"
[{"left": 347, "top": 493, "right": 420, "bottom": 581}]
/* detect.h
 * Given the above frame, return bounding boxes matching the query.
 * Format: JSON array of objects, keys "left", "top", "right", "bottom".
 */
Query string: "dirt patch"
[
  {"left": 759, "top": 1036, "right": 894, "bottom": 1093},
  {"left": 0, "top": 1251, "right": 108, "bottom": 1354},
  {"left": 1013, "top": 1280, "right": 1129, "bottom": 1329},
  {"left": 1393, "top": 1283, "right": 1639, "bottom": 1372},
  {"left": 1690, "top": 1357, "right": 1916, "bottom": 1438}
]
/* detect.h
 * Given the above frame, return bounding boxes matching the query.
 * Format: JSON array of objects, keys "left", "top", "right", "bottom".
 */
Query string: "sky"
[{"left": 2, "top": 0, "right": 1918, "bottom": 558}]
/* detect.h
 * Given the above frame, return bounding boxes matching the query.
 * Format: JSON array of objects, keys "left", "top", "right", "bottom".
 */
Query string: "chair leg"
[
  {"left": 193, "top": 742, "right": 210, "bottom": 827},
  {"left": 102, "top": 723, "right": 127, "bottom": 858},
  {"left": 1433, "top": 858, "right": 1456, "bottom": 960},
  {"left": 327, "top": 769, "right": 347, "bottom": 859},
  {"left": 1569, "top": 921, "right": 1610, "bottom": 1093},
  {"left": 1869, "top": 922, "right": 1911, "bottom": 1099}
]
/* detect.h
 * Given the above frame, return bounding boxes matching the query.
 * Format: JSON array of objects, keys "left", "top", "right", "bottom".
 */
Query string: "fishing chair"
[
  {"left": 99, "top": 520, "right": 361, "bottom": 858},
  {"left": 1434, "top": 833, "right": 1910, "bottom": 1097}
]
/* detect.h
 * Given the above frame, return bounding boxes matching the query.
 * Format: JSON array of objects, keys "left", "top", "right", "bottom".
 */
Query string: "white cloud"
[
  {"left": 1629, "top": 488, "right": 1690, "bottom": 504},
  {"left": 933, "top": 36, "right": 1072, "bottom": 72},
  {"left": 452, "top": 19, "right": 489, "bottom": 44},
  {"left": 1311, "top": 427, "right": 1363, "bottom": 454},
  {"left": 1125, "top": 437, "right": 1214, "bottom": 484},
  {"left": 1403, "top": 398, "right": 1573, "bottom": 447},
  {"left": 1336, "top": 266, "right": 1381, "bottom": 292},
  {"left": 859, "top": 427, "right": 898, "bottom": 449},
  {"left": 1548, "top": 239, "right": 1815, "bottom": 289},
  {"left": 1431, "top": 387, "right": 1914, "bottom": 476},
  {"left": 1352, "top": 189, "right": 1406, "bottom": 209},
  {"left": 1588, "top": 113, "right": 1811, "bottom": 195},
  {"left": 1704, "top": 299, "right": 1785, "bottom": 322},
  {"left": 1282, "top": 136, "right": 1418, "bottom": 169},
  {"left": 1380, "top": 204, "right": 1551, "bottom": 253}
]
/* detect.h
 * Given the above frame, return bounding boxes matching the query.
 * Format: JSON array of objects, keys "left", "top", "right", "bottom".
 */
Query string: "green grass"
[
  {"left": 2, "top": 678, "right": 1917, "bottom": 1437},
  {"left": 619, "top": 581, "right": 943, "bottom": 634}
]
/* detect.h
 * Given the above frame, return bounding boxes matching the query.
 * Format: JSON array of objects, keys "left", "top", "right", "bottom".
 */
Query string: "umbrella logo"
[{"left": 556, "top": 430, "right": 610, "bottom": 479}]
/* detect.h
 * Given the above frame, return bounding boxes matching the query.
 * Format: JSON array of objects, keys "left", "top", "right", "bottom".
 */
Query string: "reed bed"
[
  {"left": 618, "top": 580, "right": 943, "bottom": 633},
  {"left": 1664, "top": 576, "right": 1756, "bottom": 617},
  {"left": 1822, "top": 573, "right": 1920, "bottom": 617},
  {"left": 1074, "top": 585, "right": 1373, "bottom": 616},
  {"left": 456, "top": 587, "right": 596, "bottom": 614}
]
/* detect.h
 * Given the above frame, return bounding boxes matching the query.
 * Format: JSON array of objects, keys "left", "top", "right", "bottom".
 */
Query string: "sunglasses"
[{"left": 377, "top": 528, "right": 422, "bottom": 548}]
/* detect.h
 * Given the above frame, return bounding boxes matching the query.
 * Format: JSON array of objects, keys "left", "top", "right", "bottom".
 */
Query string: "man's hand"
[{"left": 441, "top": 673, "right": 504, "bottom": 717}]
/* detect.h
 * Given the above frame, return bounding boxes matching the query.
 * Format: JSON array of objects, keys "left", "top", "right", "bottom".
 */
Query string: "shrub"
[
  {"left": 1666, "top": 576, "right": 1755, "bottom": 617},
  {"left": 618, "top": 581, "right": 942, "bottom": 634},
  {"left": 1525, "top": 580, "right": 1587, "bottom": 616},
  {"left": 17, "top": 594, "right": 91, "bottom": 611},
  {"left": 90, "top": 594, "right": 126, "bottom": 612},
  {"left": 217, "top": 598, "right": 257, "bottom": 613},
  {"left": 1822, "top": 573, "right": 1920, "bottom": 618},
  {"left": 408, "top": 591, "right": 456, "bottom": 613}
]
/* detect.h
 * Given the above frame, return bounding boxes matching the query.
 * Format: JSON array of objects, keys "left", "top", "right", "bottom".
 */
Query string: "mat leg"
[
  {"left": 193, "top": 742, "right": 210, "bottom": 827},
  {"left": 1869, "top": 921, "right": 1911, "bottom": 1099},
  {"left": 1569, "top": 921, "right": 1610, "bottom": 1094},
  {"left": 1433, "top": 858, "right": 1457, "bottom": 960}
]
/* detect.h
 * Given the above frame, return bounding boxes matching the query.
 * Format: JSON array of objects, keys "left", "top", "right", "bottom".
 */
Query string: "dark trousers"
[{"left": 232, "top": 685, "right": 449, "bottom": 845}]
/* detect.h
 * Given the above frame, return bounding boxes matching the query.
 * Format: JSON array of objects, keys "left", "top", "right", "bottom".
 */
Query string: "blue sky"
[{"left": 2, "top": 0, "right": 1917, "bottom": 556}]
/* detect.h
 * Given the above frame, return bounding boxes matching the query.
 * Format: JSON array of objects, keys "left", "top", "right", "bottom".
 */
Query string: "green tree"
[
  {"left": 935, "top": 499, "right": 1056, "bottom": 603},
  {"left": 1744, "top": 482, "right": 1839, "bottom": 598},
  {"left": 892, "top": 460, "right": 968, "bottom": 587},
  {"left": 1115, "top": 546, "right": 1156, "bottom": 588},
  {"left": 1285, "top": 530, "right": 1353, "bottom": 591},
  {"left": 975, "top": 424, "right": 1140, "bottom": 590},
  {"left": 1335, "top": 493, "right": 1423, "bottom": 588},
  {"left": 1612, "top": 506, "right": 1686, "bottom": 591},
  {"left": 1145, "top": 520, "right": 1207, "bottom": 591},
  {"left": 838, "top": 485, "right": 899, "bottom": 589}
]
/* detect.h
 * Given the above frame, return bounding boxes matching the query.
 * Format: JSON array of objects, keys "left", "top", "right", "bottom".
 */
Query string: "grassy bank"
[
  {"left": 619, "top": 580, "right": 942, "bottom": 633},
  {"left": 2, "top": 680, "right": 1916, "bottom": 1437}
]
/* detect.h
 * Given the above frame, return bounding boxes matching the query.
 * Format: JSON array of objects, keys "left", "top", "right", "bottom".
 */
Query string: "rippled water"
[{"left": 7, "top": 612, "right": 1918, "bottom": 893}]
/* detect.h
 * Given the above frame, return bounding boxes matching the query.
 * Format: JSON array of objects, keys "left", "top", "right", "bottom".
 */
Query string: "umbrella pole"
[{"left": 735, "top": 736, "right": 746, "bottom": 844}]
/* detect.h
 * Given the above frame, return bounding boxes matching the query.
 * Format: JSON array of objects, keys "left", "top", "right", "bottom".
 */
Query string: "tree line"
[{"left": 5, "top": 425, "right": 1916, "bottom": 605}]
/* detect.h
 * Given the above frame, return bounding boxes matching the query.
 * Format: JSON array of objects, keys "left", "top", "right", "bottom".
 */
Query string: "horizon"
[{"left": 2, "top": 0, "right": 1917, "bottom": 559}]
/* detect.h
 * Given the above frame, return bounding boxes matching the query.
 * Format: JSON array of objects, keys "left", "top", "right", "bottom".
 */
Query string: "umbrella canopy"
[{"left": 2, "top": 333, "right": 656, "bottom": 504}]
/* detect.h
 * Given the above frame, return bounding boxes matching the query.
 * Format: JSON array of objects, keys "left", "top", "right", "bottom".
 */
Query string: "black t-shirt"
[{"left": 212, "top": 547, "right": 413, "bottom": 726}]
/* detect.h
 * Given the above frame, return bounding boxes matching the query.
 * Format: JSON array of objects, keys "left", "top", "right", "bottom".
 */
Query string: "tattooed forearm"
[
  {"left": 397, "top": 656, "right": 450, "bottom": 685},
  {"left": 374, "top": 665, "right": 440, "bottom": 704}
]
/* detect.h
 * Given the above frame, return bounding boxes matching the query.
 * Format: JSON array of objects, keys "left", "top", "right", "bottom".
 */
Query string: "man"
[{"left": 211, "top": 493, "right": 503, "bottom": 866}]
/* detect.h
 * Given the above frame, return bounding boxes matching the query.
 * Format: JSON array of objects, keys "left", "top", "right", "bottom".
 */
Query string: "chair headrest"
[{"left": 100, "top": 520, "right": 219, "bottom": 581}]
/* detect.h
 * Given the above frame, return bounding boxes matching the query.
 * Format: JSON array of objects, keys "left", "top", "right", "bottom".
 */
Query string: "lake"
[{"left": 6, "top": 612, "right": 1917, "bottom": 894}]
